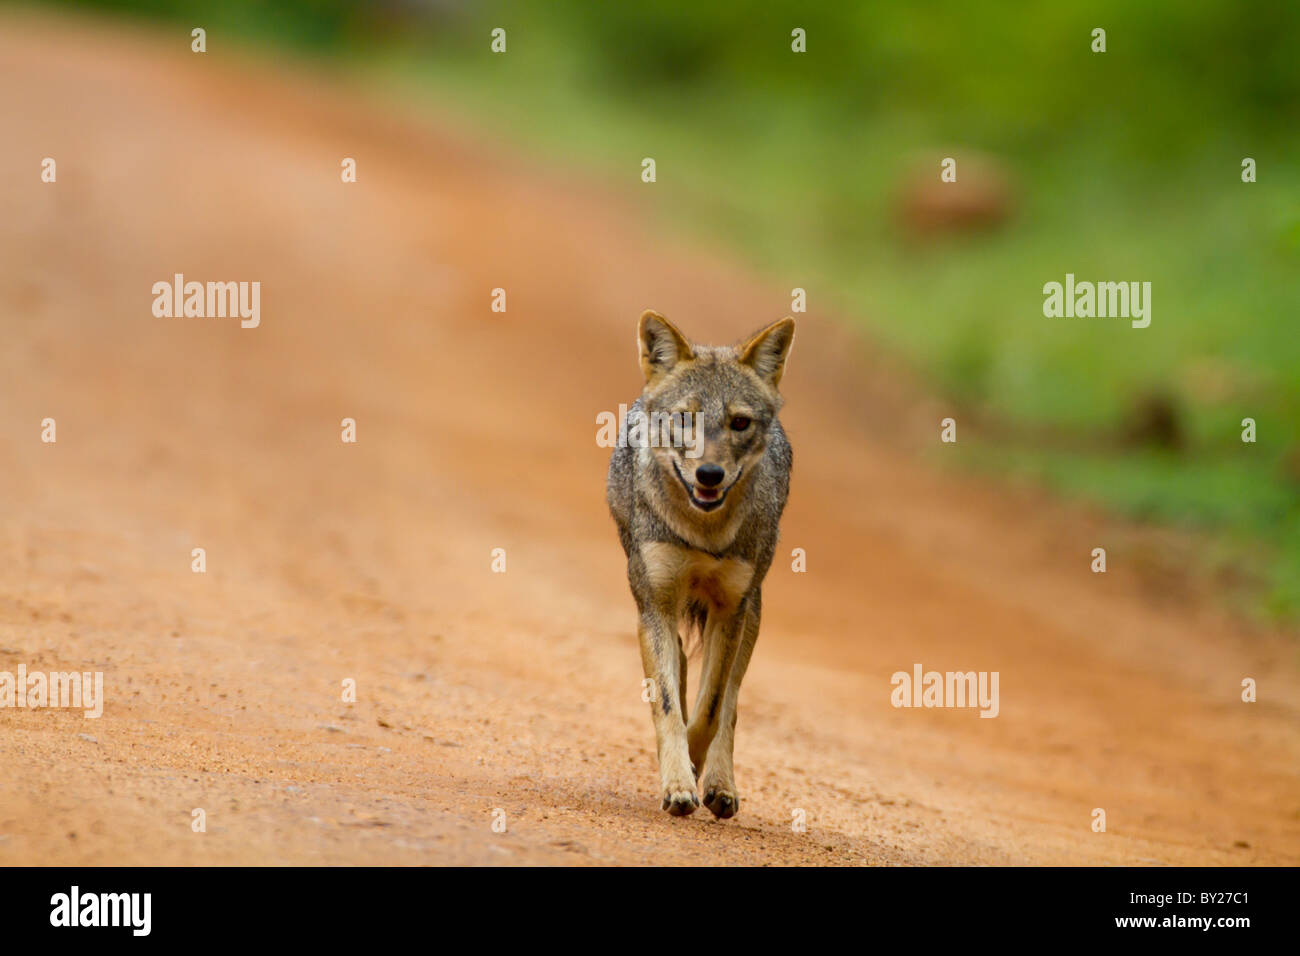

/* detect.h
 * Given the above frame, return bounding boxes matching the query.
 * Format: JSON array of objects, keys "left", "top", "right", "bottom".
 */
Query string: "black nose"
[{"left": 695, "top": 464, "right": 725, "bottom": 487}]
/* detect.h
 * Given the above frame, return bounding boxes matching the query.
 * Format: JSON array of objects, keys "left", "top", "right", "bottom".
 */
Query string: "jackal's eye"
[{"left": 729, "top": 416, "right": 751, "bottom": 431}]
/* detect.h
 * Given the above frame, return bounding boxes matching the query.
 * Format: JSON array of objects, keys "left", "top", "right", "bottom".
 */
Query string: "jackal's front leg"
[
  {"left": 691, "top": 591, "right": 760, "bottom": 819},
  {"left": 686, "top": 602, "right": 745, "bottom": 779},
  {"left": 637, "top": 610, "right": 698, "bottom": 815}
]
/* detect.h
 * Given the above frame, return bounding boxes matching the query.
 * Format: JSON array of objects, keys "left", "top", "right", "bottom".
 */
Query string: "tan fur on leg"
[
  {"left": 637, "top": 614, "right": 698, "bottom": 815},
  {"left": 699, "top": 592, "right": 761, "bottom": 819}
]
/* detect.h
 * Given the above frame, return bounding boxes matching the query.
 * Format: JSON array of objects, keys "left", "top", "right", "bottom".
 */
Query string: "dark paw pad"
[
  {"left": 703, "top": 788, "right": 738, "bottom": 819},
  {"left": 662, "top": 790, "right": 700, "bottom": 816}
]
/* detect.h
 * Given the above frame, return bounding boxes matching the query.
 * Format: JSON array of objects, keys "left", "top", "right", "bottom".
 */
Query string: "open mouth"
[{"left": 673, "top": 462, "right": 740, "bottom": 512}]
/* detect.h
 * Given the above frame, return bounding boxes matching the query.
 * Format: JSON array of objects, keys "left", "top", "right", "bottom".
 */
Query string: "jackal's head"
[{"left": 636, "top": 310, "right": 794, "bottom": 514}]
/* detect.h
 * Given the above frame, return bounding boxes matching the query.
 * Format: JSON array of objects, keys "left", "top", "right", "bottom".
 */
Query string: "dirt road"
[{"left": 2, "top": 11, "right": 1297, "bottom": 865}]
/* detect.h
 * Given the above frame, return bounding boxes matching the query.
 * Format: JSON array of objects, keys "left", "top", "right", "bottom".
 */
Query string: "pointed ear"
[
  {"left": 637, "top": 310, "right": 693, "bottom": 384},
  {"left": 738, "top": 317, "right": 795, "bottom": 387}
]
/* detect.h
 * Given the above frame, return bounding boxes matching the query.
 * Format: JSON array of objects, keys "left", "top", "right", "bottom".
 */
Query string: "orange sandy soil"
[{"left": 1, "top": 10, "right": 1297, "bottom": 865}]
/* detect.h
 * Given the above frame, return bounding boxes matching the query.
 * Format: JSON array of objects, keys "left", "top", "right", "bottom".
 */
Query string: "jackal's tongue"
[{"left": 695, "top": 487, "right": 719, "bottom": 500}]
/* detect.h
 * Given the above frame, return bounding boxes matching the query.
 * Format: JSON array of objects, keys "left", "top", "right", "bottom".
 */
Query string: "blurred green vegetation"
[{"left": 49, "top": 0, "right": 1300, "bottom": 621}]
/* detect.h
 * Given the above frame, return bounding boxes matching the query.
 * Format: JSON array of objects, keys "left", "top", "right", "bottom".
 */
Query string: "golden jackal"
[{"left": 607, "top": 311, "right": 795, "bottom": 818}]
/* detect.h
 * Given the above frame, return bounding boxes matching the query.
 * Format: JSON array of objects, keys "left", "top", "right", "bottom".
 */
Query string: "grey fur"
[{"left": 606, "top": 312, "right": 794, "bottom": 818}]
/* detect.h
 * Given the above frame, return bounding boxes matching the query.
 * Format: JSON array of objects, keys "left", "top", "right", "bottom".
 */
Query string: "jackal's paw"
[
  {"left": 660, "top": 780, "right": 700, "bottom": 816},
  {"left": 702, "top": 781, "right": 739, "bottom": 819}
]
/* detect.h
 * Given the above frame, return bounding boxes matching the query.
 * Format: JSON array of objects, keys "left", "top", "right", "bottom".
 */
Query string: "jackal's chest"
[{"left": 639, "top": 541, "right": 753, "bottom": 612}]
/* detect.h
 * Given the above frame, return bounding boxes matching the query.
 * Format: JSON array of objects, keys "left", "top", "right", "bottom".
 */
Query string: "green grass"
[
  {"left": 378, "top": 11, "right": 1300, "bottom": 622},
  {"left": 45, "top": 0, "right": 1300, "bottom": 621}
]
